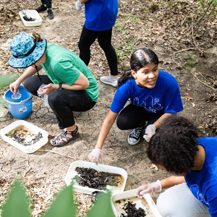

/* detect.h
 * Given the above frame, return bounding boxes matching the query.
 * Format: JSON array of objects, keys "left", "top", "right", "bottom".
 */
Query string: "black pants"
[
  {"left": 116, "top": 104, "right": 164, "bottom": 130},
  {"left": 78, "top": 26, "right": 118, "bottom": 76},
  {"left": 41, "top": 0, "right": 52, "bottom": 8},
  {"left": 23, "top": 75, "right": 96, "bottom": 129}
]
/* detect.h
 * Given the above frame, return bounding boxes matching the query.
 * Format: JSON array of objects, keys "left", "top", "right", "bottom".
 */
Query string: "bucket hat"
[{"left": 8, "top": 33, "right": 47, "bottom": 68}]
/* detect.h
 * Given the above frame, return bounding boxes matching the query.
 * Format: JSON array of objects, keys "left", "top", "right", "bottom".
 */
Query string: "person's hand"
[
  {"left": 37, "top": 83, "right": 54, "bottom": 96},
  {"left": 143, "top": 124, "right": 156, "bottom": 142},
  {"left": 75, "top": 0, "right": 84, "bottom": 11},
  {"left": 136, "top": 180, "right": 162, "bottom": 197},
  {"left": 10, "top": 80, "right": 21, "bottom": 94},
  {"left": 88, "top": 149, "right": 102, "bottom": 164}
]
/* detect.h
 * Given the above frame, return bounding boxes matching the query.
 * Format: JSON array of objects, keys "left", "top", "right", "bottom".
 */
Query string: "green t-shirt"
[{"left": 40, "top": 43, "right": 98, "bottom": 102}]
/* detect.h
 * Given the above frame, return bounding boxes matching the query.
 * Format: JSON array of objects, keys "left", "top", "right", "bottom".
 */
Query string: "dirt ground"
[{"left": 0, "top": 0, "right": 217, "bottom": 216}]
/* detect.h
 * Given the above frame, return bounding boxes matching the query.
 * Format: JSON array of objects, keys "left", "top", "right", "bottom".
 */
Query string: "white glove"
[
  {"left": 136, "top": 180, "right": 162, "bottom": 197},
  {"left": 88, "top": 149, "right": 102, "bottom": 164},
  {"left": 143, "top": 124, "right": 156, "bottom": 142},
  {"left": 75, "top": 0, "right": 84, "bottom": 11}
]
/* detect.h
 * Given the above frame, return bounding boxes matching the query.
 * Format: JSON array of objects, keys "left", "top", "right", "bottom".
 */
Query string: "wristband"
[{"left": 59, "top": 83, "right": 62, "bottom": 90}]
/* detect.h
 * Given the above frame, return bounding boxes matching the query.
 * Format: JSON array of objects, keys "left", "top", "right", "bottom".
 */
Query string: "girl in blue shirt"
[
  {"left": 88, "top": 48, "right": 183, "bottom": 164},
  {"left": 75, "top": 0, "right": 119, "bottom": 87},
  {"left": 136, "top": 116, "right": 217, "bottom": 217}
]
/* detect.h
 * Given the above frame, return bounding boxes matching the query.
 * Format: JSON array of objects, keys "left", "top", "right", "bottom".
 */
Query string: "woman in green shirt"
[{"left": 9, "top": 32, "right": 98, "bottom": 147}]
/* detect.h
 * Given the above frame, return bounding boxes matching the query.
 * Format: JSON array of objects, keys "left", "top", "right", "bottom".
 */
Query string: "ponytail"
[
  {"left": 118, "top": 69, "right": 133, "bottom": 86},
  {"left": 32, "top": 32, "right": 43, "bottom": 43}
]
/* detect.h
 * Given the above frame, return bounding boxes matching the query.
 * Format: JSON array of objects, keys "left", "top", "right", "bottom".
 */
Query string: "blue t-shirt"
[
  {"left": 110, "top": 71, "right": 183, "bottom": 114},
  {"left": 185, "top": 137, "right": 217, "bottom": 217},
  {"left": 84, "top": 0, "right": 118, "bottom": 31}
]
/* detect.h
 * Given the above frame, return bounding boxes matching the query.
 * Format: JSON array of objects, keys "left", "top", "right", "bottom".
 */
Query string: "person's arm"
[
  {"left": 96, "top": 110, "right": 119, "bottom": 150},
  {"left": 88, "top": 110, "right": 118, "bottom": 164},
  {"left": 160, "top": 176, "right": 185, "bottom": 189},
  {"left": 80, "top": 0, "right": 89, "bottom": 3},
  {"left": 41, "top": 72, "right": 89, "bottom": 95},
  {"left": 10, "top": 65, "right": 41, "bottom": 94},
  {"left": 136, "top": 176, "right": 185, "bottom": 197},
  {"left": 153, "top": 113, "right": 176, "bottom": 129}
]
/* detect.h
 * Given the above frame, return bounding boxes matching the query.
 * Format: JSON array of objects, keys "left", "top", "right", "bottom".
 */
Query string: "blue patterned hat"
[{"left": 8, "top": 33, "right": 47, "bottom": 68}]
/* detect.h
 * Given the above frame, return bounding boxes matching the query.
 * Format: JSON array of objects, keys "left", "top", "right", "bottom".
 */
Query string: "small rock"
[{"left": 213, "top": 80, "right": 217, "bottom": 88}]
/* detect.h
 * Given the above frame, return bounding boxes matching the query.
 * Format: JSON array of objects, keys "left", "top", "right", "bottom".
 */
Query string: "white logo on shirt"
[
  {"left": 133, "top": 95, "right": 163, "bottom": 113},
  {"left": 190, "top": 184, "right": 209, "bottom": 205}
]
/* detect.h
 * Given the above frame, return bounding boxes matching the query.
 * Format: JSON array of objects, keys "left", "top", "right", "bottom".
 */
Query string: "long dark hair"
[{"left": 118, "top": 48, "right": 159, "bottom": 86}]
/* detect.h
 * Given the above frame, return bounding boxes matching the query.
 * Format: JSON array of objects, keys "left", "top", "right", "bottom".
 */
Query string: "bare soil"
[{"left": 0, "top": 0, "right": 217, "bottom": 216}]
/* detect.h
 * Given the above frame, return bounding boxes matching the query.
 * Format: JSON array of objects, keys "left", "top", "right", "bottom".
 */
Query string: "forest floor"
[{"left": 0, "top": 0, "right": 217, "bottom": 216}]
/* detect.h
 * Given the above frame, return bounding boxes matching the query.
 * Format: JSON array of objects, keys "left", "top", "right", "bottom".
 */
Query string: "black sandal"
[{"left": 50, "top": 126, "right": 79, "bottom": 147}]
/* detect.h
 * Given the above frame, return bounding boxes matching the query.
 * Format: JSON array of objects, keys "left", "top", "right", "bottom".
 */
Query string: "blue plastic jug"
[{"left": 3, "top": 86, "right": 33, "bottom": 119}]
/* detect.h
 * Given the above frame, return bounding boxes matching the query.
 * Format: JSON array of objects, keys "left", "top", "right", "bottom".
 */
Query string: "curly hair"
[{"left": 147, "top": 116, "right": 199, "bottom": 175}]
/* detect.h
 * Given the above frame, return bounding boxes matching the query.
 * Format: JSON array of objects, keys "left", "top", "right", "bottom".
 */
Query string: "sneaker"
[
  {"left": 36, "top": 4, "right": 47, "bottom": 13},
  {"left": 100, "top": 75, "right": 119, "bottom": 87},
  {"left": 128, "top": 126, "right": 144, "bottom": 145},
  {"left": 47, "top": 9, "right": 54, "bottom": 19}
]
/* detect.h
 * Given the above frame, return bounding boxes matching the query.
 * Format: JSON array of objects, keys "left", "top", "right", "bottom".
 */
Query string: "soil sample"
[
  {"left": 120, "top": 201, "right": 146, "bottom": 217},
  {"left": 114, "top": 196, "right": 155, "bottom": 217},
  {"left": 6, "top": 125, "right": 43, "bottom": 146},
  {"left": 23, "top": 15, "right": 35, "bottom": 21},
  {"left": 74, "top": 167, "right": 124, "bottom": 190},
  {"left": 21, "top": 11, "right": 35, "bottom": 21}
]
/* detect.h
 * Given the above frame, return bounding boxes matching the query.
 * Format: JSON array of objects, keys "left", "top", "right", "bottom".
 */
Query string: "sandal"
[{"left": 50, "top": 126, "right": 79, "bottom": 147}]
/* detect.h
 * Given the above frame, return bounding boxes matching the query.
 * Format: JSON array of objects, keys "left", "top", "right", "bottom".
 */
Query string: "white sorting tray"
[
  {"left": 19, "top": 10, "right": 42, "bottom": 26},
  {"left": 0, "top": 120, "right": 48, "bottom": 153},
  {"left": 112, "top": 189, "right": 162, "bottom": 217},
  {"left": 65, "top": 160, "right": 128, "bottom": 195}
]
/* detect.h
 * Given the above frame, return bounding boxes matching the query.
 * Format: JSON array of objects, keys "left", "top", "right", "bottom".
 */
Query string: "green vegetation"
[
  {"left": 184, "top": 53, "right": 198, "bottom": 73},
  {"left": 1, "top": 180, "right": 114, "bottom": 217},
  {"left": 0, "top": 74, "right": 17, "bottom": 89},
  {"left": 197, "top": 0, "right": 217, "bottom": 15}
]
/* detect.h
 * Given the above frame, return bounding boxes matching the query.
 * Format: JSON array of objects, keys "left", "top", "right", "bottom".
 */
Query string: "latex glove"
[
  {"left": 136, "top": 180, "right": 162, "bottom": 197},
  {"left": 88, "top": 149, "right": 102, "bottom": 164},
  {"left": 75, "top": 0, "right": 84, "bottom": 11},
  {"left": 143, "top": 124, "right": 156, "bottom": 142}
]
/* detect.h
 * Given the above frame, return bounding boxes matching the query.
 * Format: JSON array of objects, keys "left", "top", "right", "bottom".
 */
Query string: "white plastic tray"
[
  {"left": 65, "top": 161, "right": 128, "bottom": 195},
  {"left": 0, "top": 120, "right": 48, "bottom": 153},
  {"left": 112, "top": 189, "right": 162, "bottom": 217},
  {"left": 19, "top": 10, "right": 42, "bottom": 26}
]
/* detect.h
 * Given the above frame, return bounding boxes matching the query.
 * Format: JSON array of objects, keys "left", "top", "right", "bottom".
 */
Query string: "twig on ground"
[
  {"left": 23, "top": 160, "right": 31, "bottom": 177},
  {"left": 37, "top": 150, "right": 76, "bottom": 160},
  {"left": 170, "top": 47, "right": 195, "bottom": 55},
  {"left": 24, "top": 167, "right": 32, "bottom": 177},
  {"left": 190, "top": 71, "right": 217, "bottom": 91}
]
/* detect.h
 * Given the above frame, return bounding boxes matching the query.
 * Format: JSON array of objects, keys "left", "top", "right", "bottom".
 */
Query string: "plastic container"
[
  {"left": 65, "top": 161, "right": 128, "bottom": 195},
  {"left": 0, "top": 120, "right": 48, "bottom": 153},
  {"left": 3, "top": 86, "right": 33, "bottom": 119},
  {"left": 37, "top": 84, "right": 49, "bottom": 107},
  {"left": 112, "top": 189, "right": 162, "bottom": 217},
  {"left": 19, "top": 10, "right": 42, "bottom": 27}
]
